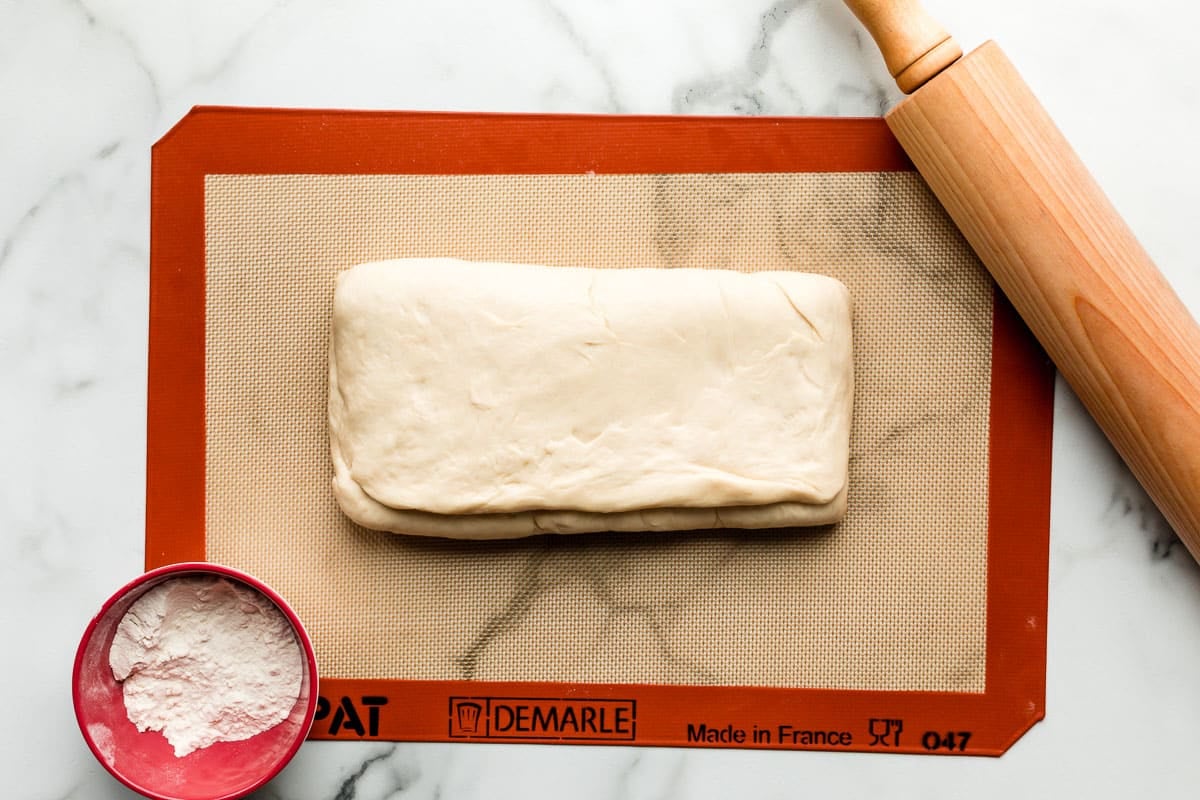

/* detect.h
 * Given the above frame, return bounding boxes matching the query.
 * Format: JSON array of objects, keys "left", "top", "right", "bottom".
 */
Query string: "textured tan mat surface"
[{"left": 204, "top": 170, "right": 991, "bottom": 692}]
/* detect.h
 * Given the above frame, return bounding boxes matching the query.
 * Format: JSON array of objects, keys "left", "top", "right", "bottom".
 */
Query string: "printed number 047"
[{"left": 921, "top": 731, "right": 971, "bottom": 751}]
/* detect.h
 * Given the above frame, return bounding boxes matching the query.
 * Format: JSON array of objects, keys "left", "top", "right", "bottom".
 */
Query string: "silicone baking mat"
[{"left": 147, "top": 109, "right": 1053, "bottom": 755}]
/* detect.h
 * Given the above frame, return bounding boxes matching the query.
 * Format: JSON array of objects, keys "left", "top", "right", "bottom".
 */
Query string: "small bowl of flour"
[{"left": 73, "top": 563, "right": 318, "bottom": 800}]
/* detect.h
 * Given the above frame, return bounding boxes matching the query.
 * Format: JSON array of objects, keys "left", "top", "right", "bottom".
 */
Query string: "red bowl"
[{"left": 73, "top": 563, "right": 318, "bottom": 800}]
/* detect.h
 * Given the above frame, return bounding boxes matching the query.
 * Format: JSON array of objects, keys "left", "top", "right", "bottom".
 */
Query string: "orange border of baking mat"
[{"left": 148, "top": 108, "right": 1053, "bottom": 756}]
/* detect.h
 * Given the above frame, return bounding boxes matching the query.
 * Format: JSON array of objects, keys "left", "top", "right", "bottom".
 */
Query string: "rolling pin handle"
[{"left": 842, "top": 0, "right": 963, "bottom": 93}]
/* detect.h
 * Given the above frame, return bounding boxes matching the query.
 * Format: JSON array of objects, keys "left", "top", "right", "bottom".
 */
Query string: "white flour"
[{"left": 109, "top": 575, "right": 304, "bottom": 757}]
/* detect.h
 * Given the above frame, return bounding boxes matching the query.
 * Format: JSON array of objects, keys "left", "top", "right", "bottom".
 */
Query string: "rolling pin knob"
[{"left": 842, "top": 0, "right": 963, "bottom": 93}]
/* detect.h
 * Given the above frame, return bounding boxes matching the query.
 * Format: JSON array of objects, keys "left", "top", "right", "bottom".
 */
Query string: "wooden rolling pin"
[{"left": 843, "top": 0, "right": 1200, "bottom": 561}]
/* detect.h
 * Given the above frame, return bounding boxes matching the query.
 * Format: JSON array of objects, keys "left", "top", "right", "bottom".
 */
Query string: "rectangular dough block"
[{"left": 329, "top": 258, "right": 853, "bottom": 539}]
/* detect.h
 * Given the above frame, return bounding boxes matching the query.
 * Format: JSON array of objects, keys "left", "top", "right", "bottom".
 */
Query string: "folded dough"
[{"left": 329, "top": 258, "right": 853, "bottom": 539}]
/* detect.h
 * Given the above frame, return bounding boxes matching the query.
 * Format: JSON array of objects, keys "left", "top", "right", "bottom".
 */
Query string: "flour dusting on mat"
[{"left": 108, "top": 575, "right": 303, "bottom": 757}]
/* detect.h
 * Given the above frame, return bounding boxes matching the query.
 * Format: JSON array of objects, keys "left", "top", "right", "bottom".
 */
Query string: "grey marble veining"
[{"left": 5, "top": 0, "right": 1200, "bottom": 797}]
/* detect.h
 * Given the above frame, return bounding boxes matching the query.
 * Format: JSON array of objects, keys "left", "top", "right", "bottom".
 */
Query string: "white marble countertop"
[{"left": 5, "top": 0, "right": 1200, "bottom": 797}]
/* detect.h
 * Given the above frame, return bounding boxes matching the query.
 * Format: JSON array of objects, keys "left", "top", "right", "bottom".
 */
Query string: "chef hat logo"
[{"left": 456, "top": 701, "right": 483, "bottom": 733}]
